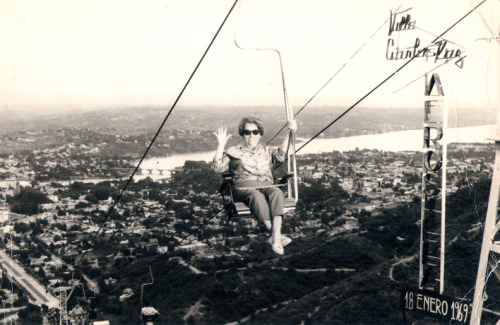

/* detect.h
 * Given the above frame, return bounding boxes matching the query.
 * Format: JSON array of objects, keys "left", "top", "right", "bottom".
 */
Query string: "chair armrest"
[
  {"left": 218, "top": 172, "right": 233, "bottom": 194},
  {"left": 277, "top": 172, "right": 294, "bottom": 184}
]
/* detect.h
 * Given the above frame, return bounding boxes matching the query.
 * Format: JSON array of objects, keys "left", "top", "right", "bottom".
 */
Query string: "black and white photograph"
[{"left": 0, "top": 0, "right": 498, "bottom": 324}]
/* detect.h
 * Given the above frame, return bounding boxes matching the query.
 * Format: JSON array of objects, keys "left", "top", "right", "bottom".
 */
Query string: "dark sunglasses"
[{"left": 242, "top": 129, "right": 260, "bottom": 136}]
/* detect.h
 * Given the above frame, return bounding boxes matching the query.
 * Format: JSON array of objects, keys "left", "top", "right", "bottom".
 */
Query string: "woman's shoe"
[
  {"left": 268, "top": 235, "right": 292, "bottom": 247},
  {"left": 267, "top": 237, "right": 285, "bottom": 255},
  {"left": 272, "top": 243, "right": 284, "bottom": 255},
  {"left": 280, "top": 235, "right": 292, "bottom": 247}
]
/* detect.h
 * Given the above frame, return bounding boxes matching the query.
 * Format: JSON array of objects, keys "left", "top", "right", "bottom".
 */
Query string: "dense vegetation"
[{"left": 7, "top": 187, "right": 52, "bottom": 215}]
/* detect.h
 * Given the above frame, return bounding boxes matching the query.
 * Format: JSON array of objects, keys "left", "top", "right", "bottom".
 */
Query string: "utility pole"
[{"left": 470, "top": 37, "right": 500, "bottom": 324}]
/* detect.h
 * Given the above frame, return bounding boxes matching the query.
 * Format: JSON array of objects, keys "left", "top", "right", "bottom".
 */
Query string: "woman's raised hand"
[{"left": 214, "top": 126, "right": 231, "bottom": 147}]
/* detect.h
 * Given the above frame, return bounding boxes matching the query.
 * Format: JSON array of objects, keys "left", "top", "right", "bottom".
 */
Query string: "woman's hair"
[{"left": 238, "top": 116, "right": 264, "bottom": 136}]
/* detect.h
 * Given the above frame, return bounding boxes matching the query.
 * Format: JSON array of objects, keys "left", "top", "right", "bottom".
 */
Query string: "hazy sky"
[{"left": 0, "top": 0, "right": 497, "bottom": 116}]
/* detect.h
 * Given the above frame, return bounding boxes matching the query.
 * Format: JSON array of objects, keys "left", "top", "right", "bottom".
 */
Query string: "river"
[
  {"left": 138, "top": 125, "right": 495, "bottom": 180},
  {"left": 1, "top": 125, "right": 493, "bottom": 185}
]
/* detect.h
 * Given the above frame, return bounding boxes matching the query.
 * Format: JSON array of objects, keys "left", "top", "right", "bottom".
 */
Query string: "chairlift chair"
[
  {"left": 219, "top": 172, "right": 297, "bottom": 220},
  {"left": 218, "top": 125, "right": 299, "bottom": 220},
  {"left": 221, "top": 33, "right": 299, "bottom": 221}
]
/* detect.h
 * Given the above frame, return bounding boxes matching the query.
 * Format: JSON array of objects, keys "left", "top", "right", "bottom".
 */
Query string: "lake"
[{"left": 139, "top": 124, "right": 495, "bottom": 180}]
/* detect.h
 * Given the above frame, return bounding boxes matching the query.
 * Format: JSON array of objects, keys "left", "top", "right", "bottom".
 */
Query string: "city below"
[
  {"left": 0, "top": 130, "right": 493, "bottom": 323},
  {"left": 0, "top": 105, "right": 495, "bottom": 324}
]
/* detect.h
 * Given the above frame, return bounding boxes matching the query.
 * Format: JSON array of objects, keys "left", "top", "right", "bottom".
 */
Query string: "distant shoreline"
[
  {"left": 139, "top": 125, "right": 495, "bottom": 180},
  {"left": 3, "top": 125, "right": 493, "bottom": 184},
  {"left": 296, "top": 124, "right": 495, "bottom": 154}
]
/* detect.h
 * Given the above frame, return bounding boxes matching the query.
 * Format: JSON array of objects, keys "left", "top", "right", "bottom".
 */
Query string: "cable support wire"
[
  {"left": 74, "top": 0, "right": 239, "bottom": 268},
  {"left": 295, "top": 0, "right": 487, "bottom": 155}
]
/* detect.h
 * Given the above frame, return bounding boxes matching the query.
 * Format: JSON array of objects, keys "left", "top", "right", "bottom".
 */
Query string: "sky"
[{"left": 0, "top": 0, "right": 497, "bottom": 118}]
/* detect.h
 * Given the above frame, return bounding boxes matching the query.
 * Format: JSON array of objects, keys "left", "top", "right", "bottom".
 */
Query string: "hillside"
[
  {"left": 1, "top": 105, "right": 492, "bottom": 157},
  {"left": 93, "top": 178, "right": 490, "bottom": 324}
]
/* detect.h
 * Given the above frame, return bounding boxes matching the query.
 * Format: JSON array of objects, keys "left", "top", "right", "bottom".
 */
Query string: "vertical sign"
[{"left": 420, "top": 73, "right": 447, "bottom": 293}]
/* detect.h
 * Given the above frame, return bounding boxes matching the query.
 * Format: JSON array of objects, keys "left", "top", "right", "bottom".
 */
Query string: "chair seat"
[
  {"left": 231, "top": 198, "right": 296, "bottom": 218},
  {"left": 219, "top": 171, "right": 297, "bottom": 219}
]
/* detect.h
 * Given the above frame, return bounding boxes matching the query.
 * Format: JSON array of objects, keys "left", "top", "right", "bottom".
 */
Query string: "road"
[
  {"left": 0, "top": 307, "right": 24, "bottom": 324},
  {"left": 178, "top": 260, "right": 207, "bottom": 275},
  {"left": 389, "top": 254, "right": 417, "bottom": 281},
  {"left": 0, "top": 249, "right": 59, "bottom": 308}
]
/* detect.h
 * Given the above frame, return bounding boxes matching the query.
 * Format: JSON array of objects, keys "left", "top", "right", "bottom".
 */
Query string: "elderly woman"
[{"left": 212, "top": 116, "right": 297, "bottom": 255}]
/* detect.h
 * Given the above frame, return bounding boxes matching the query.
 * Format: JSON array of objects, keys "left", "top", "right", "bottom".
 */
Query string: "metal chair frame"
[{"left": 218, "top": 171, "right": 297, "bottom": 220}]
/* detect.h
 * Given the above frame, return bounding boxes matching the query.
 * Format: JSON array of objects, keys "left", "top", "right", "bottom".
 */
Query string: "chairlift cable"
[
  {"left": 392, "top": 60, "right": 449, "bottom": 94},
  {"left": 74, "top": 0, "right": 486, "bottom": 294},
  {"left": 295, "top": 0, "right": 487, "bottom": 154},
  {"left": 74, "top": 0, "right": 239, "bottom": 268}
]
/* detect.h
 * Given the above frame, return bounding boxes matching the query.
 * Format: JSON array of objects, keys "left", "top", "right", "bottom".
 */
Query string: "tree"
[
  {"left": 69, "top": 224, "right": 80, "bottom": 231},
  {"left": 75, "top": 201, "right": 91, "bottom": 209},
  {"left": 38, "top": 267, "right": 46, "bottom": 278},
  {"left": 93, "top": 187, "right": 111, "bottom": 201},
  {"left": 98, "top": 274, "right": 108, "bottom": 294},
  {"left": 320, "top": 213, "right": 333, "bottom": 228},
  {"left": 142, "top": 218, "right": 157, "bottom": 229},
  {"left": 14, "top": 222, "right": 30, "bottom": 234},
  {"left": 85, "top": 194, "right": 99, "bottom": 205},
  {"left": 29, "top": 221, "right": 43, "bottom": 236},
  {"left": 108, "top": 208, "right": 122, "bottom": 221},
  {"left": 8, "top": 186, "right": 51, "bottom": 215},
  {"left": 1, "top": 271, "right": 11, "bottom": 289},
  {"left": 18, "top": 303, "right": 42, "bottom": 323}
]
